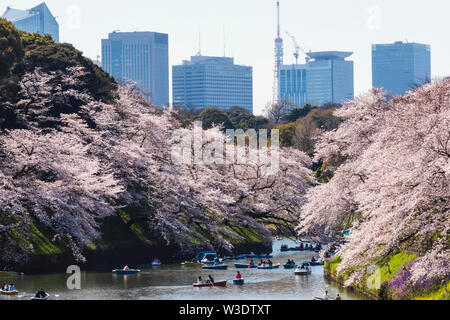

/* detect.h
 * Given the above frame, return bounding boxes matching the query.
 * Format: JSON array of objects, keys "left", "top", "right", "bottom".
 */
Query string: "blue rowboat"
[
  {"left": 31, "top": 294, "right": 49, "bottom": 300},
  {"left": 257, "top": 264, "right": 280, "bottom": 270},
  {"left": 283, "top": 263, "right": 297, "bottom": 269},
  {"left": 234, "top": 263, "right": 257, "bottom": 269},
  {"left": 202, "top": 264, "right": 228, "bottom": 270},
  {"left": 233, "top": 279, "right": 245, "bottom": 285},
  {"left": 112, "top": 269, "right": 140, "bottom": 275}
]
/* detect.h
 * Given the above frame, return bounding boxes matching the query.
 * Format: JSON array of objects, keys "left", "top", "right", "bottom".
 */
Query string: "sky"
[{"left": 2, "top": 0, "right": 449, "bottom": 115}]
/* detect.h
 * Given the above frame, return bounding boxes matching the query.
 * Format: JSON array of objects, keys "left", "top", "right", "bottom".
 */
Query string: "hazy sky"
[{"left": 2, "top": 0, "right": 449, "bottom": 114}]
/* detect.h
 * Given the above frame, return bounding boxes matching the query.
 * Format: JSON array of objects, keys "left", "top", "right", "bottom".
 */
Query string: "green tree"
[
  {"left": 282, "top": 104, "right": 316, "bottom": 123},
  {"left": 196, "top": 108, "right": 233, "bottom": 130},
  {"left": 275, "top": 122, "right": 296, "bottom": 147},
  {"left": 0, "top": 18, "right": 24, "bottom": 82}
]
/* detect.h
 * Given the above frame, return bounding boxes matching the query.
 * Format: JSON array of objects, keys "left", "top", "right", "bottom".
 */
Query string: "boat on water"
[
  {"left": 1, "top": 290, "right": 19, "bottom": 296},
  {"left": 152, "top": 259, "right": 162, "bottom": 267},
  {"left": 112, "top": 269, "right": 140, "bottom": 275},
  {"left": 0, "top": 271, "right": 22, "bottom": 277},
  {"left": 31, "top": 294, "right": 49, "bottom": 300},
  {"left": 234, "top": 263, "right": 258, "bottom": 269},
  {"left": 294, "top": 267, "right": 312, "bottom": 275},
  {"left": 202, "top": 264, "right": 228, "bottom": 270},
  {"left": 193, "top": 280, "right": 227, "bottom": 288},
  {"left": 283, "top": 263, "right": 297, "bottom": 269},
  {"left": 233, "top": 279, "right": 245, "bottom": 285},
  {"left": 257, "top": 264, "right": 281, "bottom": 270}
]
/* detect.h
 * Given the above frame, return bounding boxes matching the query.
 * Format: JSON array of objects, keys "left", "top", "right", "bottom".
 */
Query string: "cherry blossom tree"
[{"left": 297, "top": 81, "right": 450, "bottom": 288}]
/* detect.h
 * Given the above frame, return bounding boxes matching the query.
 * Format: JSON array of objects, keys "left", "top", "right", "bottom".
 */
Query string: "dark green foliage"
[
  {"left": 282, "top": 104, "right": 316, "bottom": 123},
  {"left": 275, "top": 122, "right": 296, "bottom": 147},
  {"left": 195, "top": 107, "right": 270, "bottom": 131},
  {"left": 0, "top": 24, "right": 117, "bottom": 105},
  {"left": 0, "top": 18, "right": 24, "bottom": 79},
  {"left": 196, "top": 108, "right": 233, "bottom": 130},
  {"left": 17, "top": 36, "right": 117, "bottom": 103}
]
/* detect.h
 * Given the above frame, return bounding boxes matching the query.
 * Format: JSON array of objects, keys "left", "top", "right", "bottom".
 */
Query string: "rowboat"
[
  {"left": 31, "top": 294, "right": 49, "bottom": 300},
  {"left": 233, "top": 279, "right": 245, "bottom": 285},
  {"left": 283, "top": 263, "right": 297, "bottom": 269},
  {"left": 234, "top": 263, "right": 258, "bottom": 269},
  {"left": 193, "top": 280, "right": 227, "bottom": 288},
  {"left": 181, "top": 262, "right": 203, "bottom": 267},
  {"left": 1, "top": 290, "right": 19, "bottom": 296},
  {"left": 112, "top": 269, "right": 140, "bottom": 275},
  {"left": 0, "top": 271, "right": 22, "bottom": 277},
  {"left": 257, "top": 264, "right": 280, "bottom": 270},
  {"left": 202, "top": 264, "right": 228, "bottom": 270},
  {"left": 294, "top": 267, "right": 312, "bottom": 275}
]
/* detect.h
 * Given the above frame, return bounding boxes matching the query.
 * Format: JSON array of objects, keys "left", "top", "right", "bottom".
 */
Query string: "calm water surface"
[{"left": 0, "top": 239, "right": 366, "bottom": 300}]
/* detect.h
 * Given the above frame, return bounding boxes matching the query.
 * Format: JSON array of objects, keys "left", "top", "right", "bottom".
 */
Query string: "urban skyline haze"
[{"left": 2, "top": 0, "right": 449, "bottom": 115}]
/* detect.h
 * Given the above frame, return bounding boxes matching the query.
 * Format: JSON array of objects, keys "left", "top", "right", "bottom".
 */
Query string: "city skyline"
[{"left": 2, "top": 0, "right": 450, "bottom": 115}]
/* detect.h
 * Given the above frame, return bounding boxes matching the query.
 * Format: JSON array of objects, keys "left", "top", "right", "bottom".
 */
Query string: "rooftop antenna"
[{"left": 273, "top": 0, "right": 284, "bottom": 104}]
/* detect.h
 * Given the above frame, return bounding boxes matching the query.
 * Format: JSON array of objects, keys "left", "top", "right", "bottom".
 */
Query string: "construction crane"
[{"left": 285, "top": 32, "right": 310, "bottom": 64}]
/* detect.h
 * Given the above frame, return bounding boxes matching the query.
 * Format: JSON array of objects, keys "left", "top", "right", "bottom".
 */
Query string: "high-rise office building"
[
  {"left": 279, "top": 64, "right": 307, "bottom": 107},
  {"left": 172, "top": 55, "right": 253, "bottom": 113},
  {"left": 280, "top": 51, "right": 354, "bottom": 107},
  {"left": 372, "top": 41, "right": 431, "bottom": 96},
  {"left": 101, "top": 31, "right": 169, "bottom": 106},
  {"left": 2, "top": 2, "right": 59, "bottom": 43}
]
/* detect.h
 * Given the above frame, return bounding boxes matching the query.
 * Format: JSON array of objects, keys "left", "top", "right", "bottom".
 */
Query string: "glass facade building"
[
  {"left": 280, "top": 64, "right": 307, "bottom": 107},
  {"left": 172, "top": 56, "right": 253, "bottom": 113},
  {"left": 2, "top": 2, "right": 59, "bottom": 43},
  {"left": 102, "top": 31, "right": 169, "bottom": 106},
  {"left": 372, "top": 42, "right": 431, "bottom": 96},
  {"left": 280, "top": 51, "right": 354, "bottom": 107}
]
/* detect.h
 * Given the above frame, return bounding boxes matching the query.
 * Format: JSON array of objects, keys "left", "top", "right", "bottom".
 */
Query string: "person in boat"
[
  {"left": 267, "top": 259, "right": 273, "bottom": 267},
  {"left": 323, "top": 290, "right": 330, "bottom": 300},
  {"left": 335, "top": 293, "right": 342, "bottom": 300},
  {"left": 311, "top": 256, "right": 317, "bottom": 262},
  {"left": 35, "top": 288, "right": 47, "bottom": 298},
  {"left": 259, "top": 259, "right": 264, "bottom": 266},
  {"left": 236, "top": 271, "right": 242, "bottom": 280},
  {"left": 197, "top": 276, "right": 204, "bottom": 284},
  {"left": 248, "top": 259, "right": 254, "bottom": 266},
  {"left": 123, "top": 265, "right": 130, "bottom": 271},
  {"left": 2, "top": 284, "right": 8, "bottom": 291},
  {"left": 300, "top": 264, "right": 305, "bottom": 269},
  {"left": 9, "top": 284, "right": 16, "bottom": 291},
  {"left": 299, "top": 243, "right": 304, "bottom": 249}
]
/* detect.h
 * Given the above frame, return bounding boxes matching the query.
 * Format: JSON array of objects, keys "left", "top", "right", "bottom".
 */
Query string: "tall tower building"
[
  {"left": 273, "top": 0, "right": 284, "bottom": 104},
  {"left": 372, "top": 41, "right": 431, "bottom": 95},
  {"left": 279, "top": 51, "right": 354, "bottom": 107},
  {"left": 2, "top": 2, "right": 59, "bottom": 42},
  {"left": 305, "top": 51, "right": 354, "bottom": 106},
  {"left": 172, "top": 55, "right": 253, "bottom": 113},
  {"left": 101, "top": 31, "right": 169, "bottom": 106}
]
